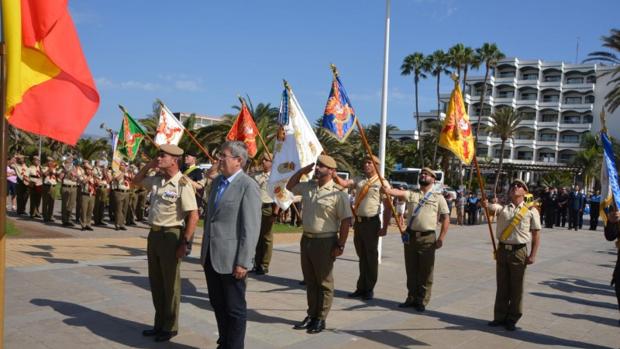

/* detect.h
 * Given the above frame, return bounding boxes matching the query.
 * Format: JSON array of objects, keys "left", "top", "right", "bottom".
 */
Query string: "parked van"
[{"left": 389, "top": 168, "right": 445, "bottom": 192}]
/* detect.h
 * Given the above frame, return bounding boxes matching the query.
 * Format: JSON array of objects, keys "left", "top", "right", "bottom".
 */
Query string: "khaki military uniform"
[
  {"left": 135, "top": 186, "right": 148, "bottom": 222},
  {"left": 252, "top": 171, "right": 277, "bottom": 273},
  {"left": 93, "top": 166, "right": 110, "bottom": 225},
  {"left": 79, "top": 172, "right": 97, "bottom": 229},
  {"left": 403, "top": 190, "right": 449, "bottom": 307},
  {"left": 12, "top": 163, "right": 29, "bottom": 215},
  {"left": 292, "top": 179, "right": 352, "bottom": 321},
  {"left": 489, "top": 201, "right": 541, "bottom": 324},
  {"left": 28, "top": 165, "right": 43, "bottom": 217},
  {"left": 41, "top": 165, "right": 58, "bottom": 222},
  {"left": 142, "top": 171, "right": 197, "bottom": 333},
  {"left": 75, "top": 165, "right": 84, "bottom": 223},
  {"left": 111, "top": 169, "right": 131, "bottom": 229},
  {"left": 352, "top": 175, "right": 389, "bottom": 295},
  {"left": 60, "top": 164, "right": 80, "bottom": 225}
]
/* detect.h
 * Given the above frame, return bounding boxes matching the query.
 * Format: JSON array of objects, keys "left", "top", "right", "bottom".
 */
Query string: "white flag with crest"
[
  {"left": 154, "top": 102, "right": 185, "bottom": 145},
  {"left": 268, "top": 85, "right": 323, "bottom": 210}
]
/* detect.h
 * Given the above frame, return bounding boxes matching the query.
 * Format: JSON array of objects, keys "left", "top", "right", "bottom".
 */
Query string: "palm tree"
[
  {"left": 461, "top": 46, "right": 479, "bottom": 94},
  {"left": 583, "top": 28, "right": 620, "bottom": 112},
  {"left": 573, "top": 147, "right": 600, "bottom": 190},
  {"left": 473, "top": 43, "right": 505, "bottom": 139},
  {"left": 426, "top": 50, "right": 451, "bottom": 164},
  {"left": 401, "top": 52, "right": 429, "bottom": 167},
  {"left": 447, "top": 44, "right": 476, "bottom": 92},
  {"left": 73, "top": 138, "right": 110, "bottom": 161},
  {"left": 486, "top": 107, "right": 523, "bottom": 194}
]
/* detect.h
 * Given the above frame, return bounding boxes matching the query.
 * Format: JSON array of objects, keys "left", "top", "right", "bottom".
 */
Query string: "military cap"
[
  {"left": 317, "top": 154, "right": 337, "bottom": 169},
  {"left": 511, "top": 178, "right": 528, "bottom": 192},
  {"left": 159, "top": 144, "right": 184, "bottom": 157},
  {"left": 184, "top": 149, "right": 199, "bottom": 158},
  {"left": 262, "top": 152, "right": 273, "bottom": 161},
  {"left": 365, "top": 155, "right": 380, "bottom": 165},
  {"left": 32, "top": 155, "right": 40, "bottom": 160},
  {"left": 421, "top": 167, "right": 437, "bottom": 179}
]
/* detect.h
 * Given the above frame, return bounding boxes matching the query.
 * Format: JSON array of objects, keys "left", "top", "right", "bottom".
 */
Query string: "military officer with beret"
[
  {"left": 287, "top": 154, "right": 352, "bottom": 334},
  {"left": 28, "top": 155, "right": 44, "bottom": 218},
  {"left": 133, "top": 144, "right": 199, "bottom": 342},
  {"left": 79, "top": 163, "right": 97, "bottom": 231},
  {"left": 333, "top": 154, "right": 391, "bottom": 301},
  {"left": 252, "top": 152, "right": 280, "bottom": 275},
  {"left": 383, "top": 167, "right": 450, "bottom": 312},
  {"left": 41, "top": 158, "right": 59, "bottom": 223},
  {"left": 59, "top": 156, "right": 80, "bottom": 227},
  {"left": 482, "top": 178, "right": 541, "bottom": 331},
  {"left": 11, "top": 154, "right": 29, "bottom": 216}
]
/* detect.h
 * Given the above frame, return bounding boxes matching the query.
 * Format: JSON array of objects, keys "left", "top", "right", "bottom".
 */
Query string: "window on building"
[
  {"left": 497, "top": 91, "right": 514, "bottom": 98},
  {"left": 544, "top": 75, "right": 561, "bottom": 82},
  {"left": 493, "top": 149, "right": 511, "bottom": 158},
  {"left": 541, "top": 114, "right": 558, "bottom": 122},
  {"left": 520, "top": 93, "right": 537, "bottom": 100},
  {"left": 585, "top": 95, "right": 595, "bottom": 103},
  {"left": 586, "top": 75, "right": 596, "bottom": 83},
  {"left": 559, "top": 153, "right": 576, "bottom": 162},
  {"left": 516, "top": 151, "right": 533, "bottom": 160},
  {"left": 562, "top": 115, "right": 580, "bottom": 124},
  {"left": 542, "top": 95, "right": 559, "bottom": 102},
  {"left": 564, "top": 97, "right": 582, "bottom": 104},
  {"left": 515, "top": 132, "right": 534, "bottom": 140},
  {"left": 560, "top": 134, "right": 580, "bottom": 143},
  {"left": 521, "top": 112, "right": 536, "bottom": 120},
  {"left": 566, "top": 77, "right": 584, "bottom": 84},
  {"left": 539, "top": 133, "right": 557, "bottom": 141},
  {"left": 498, "top": 71, "right": 516, "bottom": 78},
  {"left": 583, "top": 115, "right": 593, "bottom": 123},
  {"left": 522, "top": 73, "right": 538, "bottom": 80},
  {"left": 538, "top": 152, "right": 555, "bottom": 162}
]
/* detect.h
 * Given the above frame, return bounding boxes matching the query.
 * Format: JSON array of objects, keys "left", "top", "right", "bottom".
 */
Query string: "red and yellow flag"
[
  {"left": 3, "top": 0, "right": 100, "bottom": 145},
  {"left": 226, "top": 101, "right": 260, "bottom": 158},
  {"left": 438, "top": 80, "right": 475, "bottom": 165}
]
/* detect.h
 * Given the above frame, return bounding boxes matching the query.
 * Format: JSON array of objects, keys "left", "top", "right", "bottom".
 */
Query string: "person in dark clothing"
[
  {"left": 542, "top": 187, "right": 557, "bottom": 229},
  {"left": 604, "top": 210, "right": 620, "bottom": 326},
  {"left": 589, "top": 190, "right": 602, "bottom": 230},
  {"left": 555, "top": 188, "right": 569, "bottom": 227},
  {"left": 568, "top": 185, "right": 585, "bottom": 231},
  {"left": 466, "top": 193, "right": 479, "bottom": 225}
]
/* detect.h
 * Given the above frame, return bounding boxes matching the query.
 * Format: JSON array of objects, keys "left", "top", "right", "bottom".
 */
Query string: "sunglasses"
[{"left": 511, "top": 182, "right": 525, "bottom": 189}]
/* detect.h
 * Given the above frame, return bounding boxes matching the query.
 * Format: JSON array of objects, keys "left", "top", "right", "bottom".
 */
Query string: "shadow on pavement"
[
  {"left": 552, "top": 312, "right": 620, "bottom": 327},
  {"left": 336, "top": 328, "right": 427, "bottom": 348},
  {"left": 540, "top": 278, "right": 615, "bottom": 297},
  {"left": 531, "top": 291, "right": 618, "bottom": 310},
  {"left": 30, "top": 299, "right": 200, "bottom": 349}
]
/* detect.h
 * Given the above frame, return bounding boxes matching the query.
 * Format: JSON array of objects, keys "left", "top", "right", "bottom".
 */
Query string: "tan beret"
[
  {"left": 511, "top": 178, "right": 528, "bottom": 192},
  {"left": 365, "top": 155, "right": 380, "bottom": 165},
  {"left": 159, "top": 144, "right": 184, "bottom": 156},
  {"left": 421, "top": 167, "right": 437, "bottom": 179},
  {"left": 317, "top": 155, "right": 337, "bottom": 169},
  {"left": 32, "top": 155, "right": 40, "bottom": 160}
]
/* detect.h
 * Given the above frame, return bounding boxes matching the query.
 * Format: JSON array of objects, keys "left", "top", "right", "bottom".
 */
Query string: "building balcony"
[
  {"left": 537, "top": 140, "right": 557, "bottom": 147},
  {"left": 493, "top": 97, "right": 515, "bottom": 105},
  {"left": 537, "top": 121, "right": 558, "bottom": 128},
  {"left": 515, "top": 99, "right": 537, "bottom": 107},
  {"left": 539, "top": 101, "right": 560, "bottom": 109},
  {"left": 516, "top": 79, "right": 539, "bottom": 87},
  {"left": 557, "top": 142, "right": 583, "bottom": 149},
  {"left": 539, "top": 81, "right": 562, "bottom": 88},
  {"left": 559, "top": 123, "right": 591, "bottom": 130},
  {"left": 495, "top": 77, "right": 517, "bottom": 84},
  {"left": 513, "top": 138, "right": 535, "bottom": 145},
  {"left": 561, "top": 103, "right": 593, "bottom": 112},
  {"left": 562, "top": 82, "right": 595, "bottom": 91}
]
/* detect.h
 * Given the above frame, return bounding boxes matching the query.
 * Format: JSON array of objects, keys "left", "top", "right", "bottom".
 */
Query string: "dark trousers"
[
  {"left": 494, "top": 245, "right": 527, "bottom": 324},
  {"left": 467, "top": 208, "right": 477, "bottom": 225},
  {"left": 544, "top": 209, "right": 555, "bottom": 228},
  {"left": 556, "top": 208, "right": 567, "bottom": 227},
  {"left": 41, "top": 185, "right": 55, "bottom": 221},
  {"left": 590, "top": 203, "right": 600, "bottom": 230},
  {"left": 568, "top": 209, "right": 580, "bottom": 230},
  {"left": 29, "top": 186, "right": 42, "bottom": 216},
  {"left": 254, "top": 206, "right": 275, "bottom": 271},
  {"left": 300, "top": 235, "right": 336, "bottom": 320},
  {"left": 404, "top": 232, "right": 436, "bottom": 306},
  {"left": 613, "top": 252, "right": 620, "bottom": 313},
  {"left": 204, "top": 254, "right": 247, "bottom": 349},
  {"left": 16, "top": 181, "right": 28, "bottom": 214},
  {"left": 353, "top": 217, "right": 380, "bottom": 293}
]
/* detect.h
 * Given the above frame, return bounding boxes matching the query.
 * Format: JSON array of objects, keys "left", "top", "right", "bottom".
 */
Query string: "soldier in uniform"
[
  {"left": 12, "top": 154, "right": 29, "bottom": 215},
  {"left": 28, "top": 155, "right": 44, "bottom": 218},
  {"left": 41, "top": 158, "right": 59, "bottom": 223},
  {"left": 125, "top": 165, "right": 137, "bottom": 226},
  {"left": 556, "top": 187, "right": 569, "bottom": 227},
  {"left": 482, "top": 178, "right": 541, "bottom": 331},
  {"left": 252, "top": 152, "right": 280, "bottom": 275},
  {"left": 133, "top": 144, "right": 199, "bottom": 342},
  {"left": 78, "top": 163, "right": 97, "bottom": 231},
  {"left": 134, "top": 162, "right": 148, "bottom": 222},
  {"left": 334, "top": 155, "right": 391, "bottom": 300},
  {"left": 74, "top": 161, "right": 84, "bottom": 224},
  {"left": 383, "top": 167, "right": 450, "bottom": 312},
  {"left": 287, "top": 155, "right": 352, "bottom": 334},
  {"left": 93, "top": 161, "right": 111, "bottom": 226},
  {"left": 111, "top": 162, "right": 131, "bottom": 231},
  {"left": 59, "top": 156, "right": 79, "bottom": 227}
]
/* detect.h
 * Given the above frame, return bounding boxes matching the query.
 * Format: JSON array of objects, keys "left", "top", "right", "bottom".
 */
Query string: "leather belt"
[
  {"left": 303, "top": 231, "right": 337, "bottom": 239},
  {"left": 262, "top": 203, "right": 274, "bottom": 208},
  {"left": 499, "top": 242, "right": 526, "bottom": 251},
  {"left": 356, "top": 215, "right": 379, "bottom": 223},
  {"left": 114, "top": 189, "right": 130, "bottom": 192},
  {"left": 406, "top": 229, "right": 435, "bottom": 238},
  {"left": 151, "top": 225, "right": 182, "bottom": 232}
]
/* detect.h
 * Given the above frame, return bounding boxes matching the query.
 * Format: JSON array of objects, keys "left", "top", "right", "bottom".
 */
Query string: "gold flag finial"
[
  {"left": 330, "top": 64, "right": 339, "bottom": 78},
  {"left": 283, "top": 79, "right": 291, "bottom": 91},
  {"left": 450, "top": 73, "right": 459, "bottom": 84}
]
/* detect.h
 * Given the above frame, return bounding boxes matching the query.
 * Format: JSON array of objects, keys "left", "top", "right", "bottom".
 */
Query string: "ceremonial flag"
[
  {"left": 268, "top": 85, "right": 323, "bottom": 210},
  {"left": 3, "top": 0, "right": 100, "bottom": 145},
  {"left": 111, "top": 132, "right": 122, "bottom": 172},
  {"left": 117, "top": 107, "right": 147, "bottom": 161},
  {"left": 438, "top": 80, "right": 475, "bottom": 165},
  {"left": 599, "top": 130, "right": 620, "bottom": 225},
  {"left": 154, "top": 102, "right": 185, "bottom": 145},
  {"left": 321, "top": 75, "right": 356, "bottom": 142},
  {"left": 226, "top": 101, "right": 260, "bottom": 157}
]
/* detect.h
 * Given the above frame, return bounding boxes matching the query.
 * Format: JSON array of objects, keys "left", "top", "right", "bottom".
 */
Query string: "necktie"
[{"left": 214, "top": 178, "right": 229, "bottom": 208}]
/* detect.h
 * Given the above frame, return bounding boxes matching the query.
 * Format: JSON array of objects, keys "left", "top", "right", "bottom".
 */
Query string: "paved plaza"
[{"left": 4, "top": 210, "right": 620, "bottom": 348}]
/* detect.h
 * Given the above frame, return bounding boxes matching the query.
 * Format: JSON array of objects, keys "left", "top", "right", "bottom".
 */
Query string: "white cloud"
[
  {"left": 95, "top": 77, "right": 162, "bottom": 91},
  {"left": 95, "top": 75, "right": 204, "bottom": 92},
  {"left": 174, "top": 80, "right": 203, "bottom": 92}
]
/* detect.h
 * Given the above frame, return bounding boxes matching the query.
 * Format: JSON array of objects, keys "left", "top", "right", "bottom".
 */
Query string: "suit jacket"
[
  {"left": 200, "top": 171, "right": 261, "bottom": 274},
  {"left": 568, "top": 192, "right": 585, "bottom": 211}
]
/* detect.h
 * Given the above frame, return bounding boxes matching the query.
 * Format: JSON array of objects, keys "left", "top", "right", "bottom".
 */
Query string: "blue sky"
[{"left": 70, "top": 0, "right": 619, "bottom": 137}]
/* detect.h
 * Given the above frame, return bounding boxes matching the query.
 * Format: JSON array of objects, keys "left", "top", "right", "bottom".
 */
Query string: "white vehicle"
[{"left": 389, "top": 168, "right": 445, "bottom": 192}]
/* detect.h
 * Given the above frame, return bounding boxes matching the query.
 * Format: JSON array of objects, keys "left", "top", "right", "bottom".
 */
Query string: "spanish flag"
[
  {"left": 226, "top": 100, "right": 260, "bottom": 158},
  {"left": 438, "top": 79, "right": 475, "bottom": 165},
  {"left": 3, "top": 0, "right": 100, "bottom": 145}
]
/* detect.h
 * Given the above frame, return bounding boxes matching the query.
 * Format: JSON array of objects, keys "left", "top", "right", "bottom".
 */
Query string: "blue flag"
[
  {"left": 321, "top": 76, "right": 356, "bottom": 142},
  {"left": 600, "top": 131, "right": 620, "bottom": 225}
]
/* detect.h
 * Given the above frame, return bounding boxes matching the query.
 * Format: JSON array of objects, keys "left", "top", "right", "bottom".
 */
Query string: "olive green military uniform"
[
  {"left": 292, "top": 179, "right": 352, "bottom": 321},
  {"left": 60, "top": 163, "right": 80, "bottom": 225},
  {"left": 142, "top": 171, "right": 197, "bottom": 333},
  {"left": 111, "top": 169, "right": 131, "bottom": 230},
  {"left": 352, "top": 175, "right": 389, "bottom": 295},
  {"left": 28, "top": 163, "right": 43, "bottom": 217},
  {"left": 93, "top": 166, "right": 110, "bottom": 225},
  {"left": 489, "top": 201, "right": 541, "bottom": 324},
  {"left": 403, "top": 190, "right": 449, "bottom": 307},
  {"left": 12, "top": 162, "right": 29, "bottom": 215},
  {"left": 135, "top": 186, "right": 148, "bottom": 221},
  {"left": 41, "top": 164, "right": 58, "bottom": 222},
  {"left": 75, "top": 165, "right": 83, "bottom": 223},
  {"left": 126, "top": 187, "right": 137, "bottom": 225},
  {"left": 79, "top": 167, "right": 97, "bottom": 229},
  {"left": 252, "top": 170, "right": 277, "bottom": 273}
]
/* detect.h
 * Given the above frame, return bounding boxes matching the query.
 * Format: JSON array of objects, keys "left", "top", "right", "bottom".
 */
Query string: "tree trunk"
[
  {"left": 493, "top": 140, "right": 506, "bottom": 196},
  {"left": 467, "top": 63, "right": 490, "bottom": 190},
  {"left": 415, "top": 77, "right": 424, "bottom": 167},
  {"left": 432, "top": 73, "right": 441, "bottom": 165}
]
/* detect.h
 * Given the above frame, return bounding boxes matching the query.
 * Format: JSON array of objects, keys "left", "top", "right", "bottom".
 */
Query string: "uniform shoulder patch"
[{"left": 179, "top": 175, "right": 189, "bottom": 186}]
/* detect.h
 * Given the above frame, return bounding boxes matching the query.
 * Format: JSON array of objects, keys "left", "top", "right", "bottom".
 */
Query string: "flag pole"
[
  {"left": 473, "top": 155, "right": 497, "bottom": 257},
  {"left": 118, "top": 105, "right": 159, "bottom": 149},
  {"left": 0, "top": 38, "right": 8, "bottom": 349},
  {"left": 330, "top": 65, "right": 404, "bottom": 235}
]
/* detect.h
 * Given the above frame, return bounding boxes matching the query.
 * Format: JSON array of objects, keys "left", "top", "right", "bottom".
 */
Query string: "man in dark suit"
[
  {"left": 199, "top": 141, "right": 261, "bottom": 349},
  {"left": 568, "top": 185, "right": 585, "bottom": 231}
]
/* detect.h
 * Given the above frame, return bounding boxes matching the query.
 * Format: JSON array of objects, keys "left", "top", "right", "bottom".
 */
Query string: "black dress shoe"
[
  {"left": 142, "top": 328, "right": 161, "bottom": 336},
  {"left": 362, "top": 291, "right": 374, "bottom": 300},
  {"left": 293, "top": 316, "right": 314, "bottom": 330},
  {"left": 487, "top": 320, "right": 505, "bottom": 327},
  {"left": 398, "top": 300, "right": 416, "bottom": 308},
  {"left": 307, "top": 319, "right": 325, "bottom": 334},
  {"left": 154, "top": 331, "right": 177, "bottom": 342},
  {"left": 504, "top": 321, "right": 516, "bottom": 331},
  {"left": 119, "top": 226, "right": 127, "bottom": 231},
  {"left": 85, "top": 226, "right": 94, "bottom": 231},
  {"left": 348, "top": 290, "right": 364, "bottom": 298}
]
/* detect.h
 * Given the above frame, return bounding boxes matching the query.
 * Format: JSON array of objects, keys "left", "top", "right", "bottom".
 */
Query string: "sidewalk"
[{"left": 5, "top": 215, "right": 620, "bottom": 348}]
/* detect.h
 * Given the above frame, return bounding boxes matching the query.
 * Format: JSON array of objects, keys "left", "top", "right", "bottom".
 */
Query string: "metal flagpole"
[
  {"left": 0, "top": 36, "right": 8, "bottom": 349},
  {"left": 377, "top": 0, "right": 391, "bottom": 264}
]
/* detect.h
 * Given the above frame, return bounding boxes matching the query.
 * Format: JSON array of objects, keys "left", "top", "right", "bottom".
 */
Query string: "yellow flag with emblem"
[{"left": 438, "top": 79, "right": 475, "bottom": 165}]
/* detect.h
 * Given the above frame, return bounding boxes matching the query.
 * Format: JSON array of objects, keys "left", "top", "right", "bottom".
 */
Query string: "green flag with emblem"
[{"left": 117, "top": 105, "right": 147, "bottom": 161}]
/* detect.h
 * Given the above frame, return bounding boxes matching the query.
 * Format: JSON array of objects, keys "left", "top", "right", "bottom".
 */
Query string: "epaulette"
[{"left": 179, "top": 175, "right": 189, "bottom": 186}]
